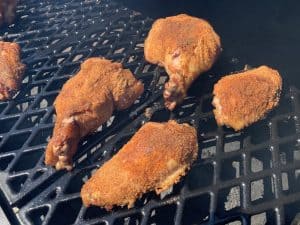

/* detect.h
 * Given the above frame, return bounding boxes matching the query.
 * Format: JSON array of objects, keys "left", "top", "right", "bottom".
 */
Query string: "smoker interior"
[{"left": 0, "top": 0, "right": 300, "bottom": 224}]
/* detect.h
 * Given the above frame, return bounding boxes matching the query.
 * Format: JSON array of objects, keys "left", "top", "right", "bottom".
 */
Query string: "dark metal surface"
[
  {"left": 0, "top": 206, "right": 10, "bottom": 225},
  {"left": 0, "top": 0, "right": 300, "bottom": 224}
]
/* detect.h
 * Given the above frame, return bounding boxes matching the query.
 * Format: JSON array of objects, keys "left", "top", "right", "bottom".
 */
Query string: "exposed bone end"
[
  {"left": 52, "top": 143, "right": 68, "bottom": 157},
  {"left": 163, "top": 78, "right": 186, "bottom": 111},
  {"left": 45, "top": 116, "right": 80, "bottom": 170},
  {"left": 51, "top": 140, "right": 74, "bottom": 170},
  {"left": 55, "top": 160, "right": 72, "bottom": 171}
]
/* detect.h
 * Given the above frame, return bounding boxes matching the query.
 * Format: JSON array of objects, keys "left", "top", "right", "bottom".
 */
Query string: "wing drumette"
[
  {"left": 45, "top": 58, "right": 144, "bottom": 170},
  {"left": 145, "top": 14, "right": 221, "bottom": 110},
  {"left": 81, "top": 120, "right": 198, "bottom": 209}
]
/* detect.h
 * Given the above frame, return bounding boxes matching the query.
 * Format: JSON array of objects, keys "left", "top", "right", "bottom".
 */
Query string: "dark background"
[{"left": 116, "top": 0, "right": 300, "bottom": 88}]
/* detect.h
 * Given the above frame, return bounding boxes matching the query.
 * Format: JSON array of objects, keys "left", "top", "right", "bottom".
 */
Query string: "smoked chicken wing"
[
  {"left": 212, "top": 65, "right": 282, "bottom": 131},
  {"left": 0, "top": 41, "right": 25, "bottom": 100},
  {"left": 144, "top": 14, "right": 221, "bottom": 110},
  {"left": 0, "top": 0, "right": 17, "bottom": 26},
  {"left": 45, "top": 58, "right": 144, "bottom": 170},
  {"left": 81, "top": 120, "right": 198, "bottom": 209}
]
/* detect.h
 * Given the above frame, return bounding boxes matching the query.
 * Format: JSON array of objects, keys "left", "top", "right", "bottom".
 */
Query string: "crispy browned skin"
[
  {"left": 144, "top": 14, "right": 221, "bottom": 110},
  {"left": 45, "top": 58, "right": 144, "bottom": 170},
  {"left": 212, "top": 65, "right": 282, "bottom": 131},
  {"left": 81, "top": 120, "right": 198, "bottom": 209},
  {"left": 0, "top": 0, "right": 17, "bottom": 26},
  {"left": 0, "top": 41, "right": 25, "bottom": 101}
]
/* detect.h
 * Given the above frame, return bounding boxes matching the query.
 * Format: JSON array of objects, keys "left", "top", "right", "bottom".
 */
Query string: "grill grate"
[{"left": 0, "top": 0, "right": 300, "bottom": 225}]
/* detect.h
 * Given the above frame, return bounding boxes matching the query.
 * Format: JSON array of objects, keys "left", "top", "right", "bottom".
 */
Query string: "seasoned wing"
[
  {"left": 45, "top": 58, "right": 144, "bottom": 170},
  {"left": 81, "top": 120, "right": 198, "bottom": 209},
  {"left": 212, "top": 65, "right": 282, "bottom": 131},
  {"left": 0, "top": 0, "right": 17, "bottom": 26},
  {"left": 0, "top": 41, "right": 25, "bottom": 100},
  {"left": 145, "top": 14, "right": 221, "bottom": 110}
]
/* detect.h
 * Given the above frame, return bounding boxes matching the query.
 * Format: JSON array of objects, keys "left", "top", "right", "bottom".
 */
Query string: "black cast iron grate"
[{"left": 0, "top": 0, "right": 300, "bottom": 225}]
